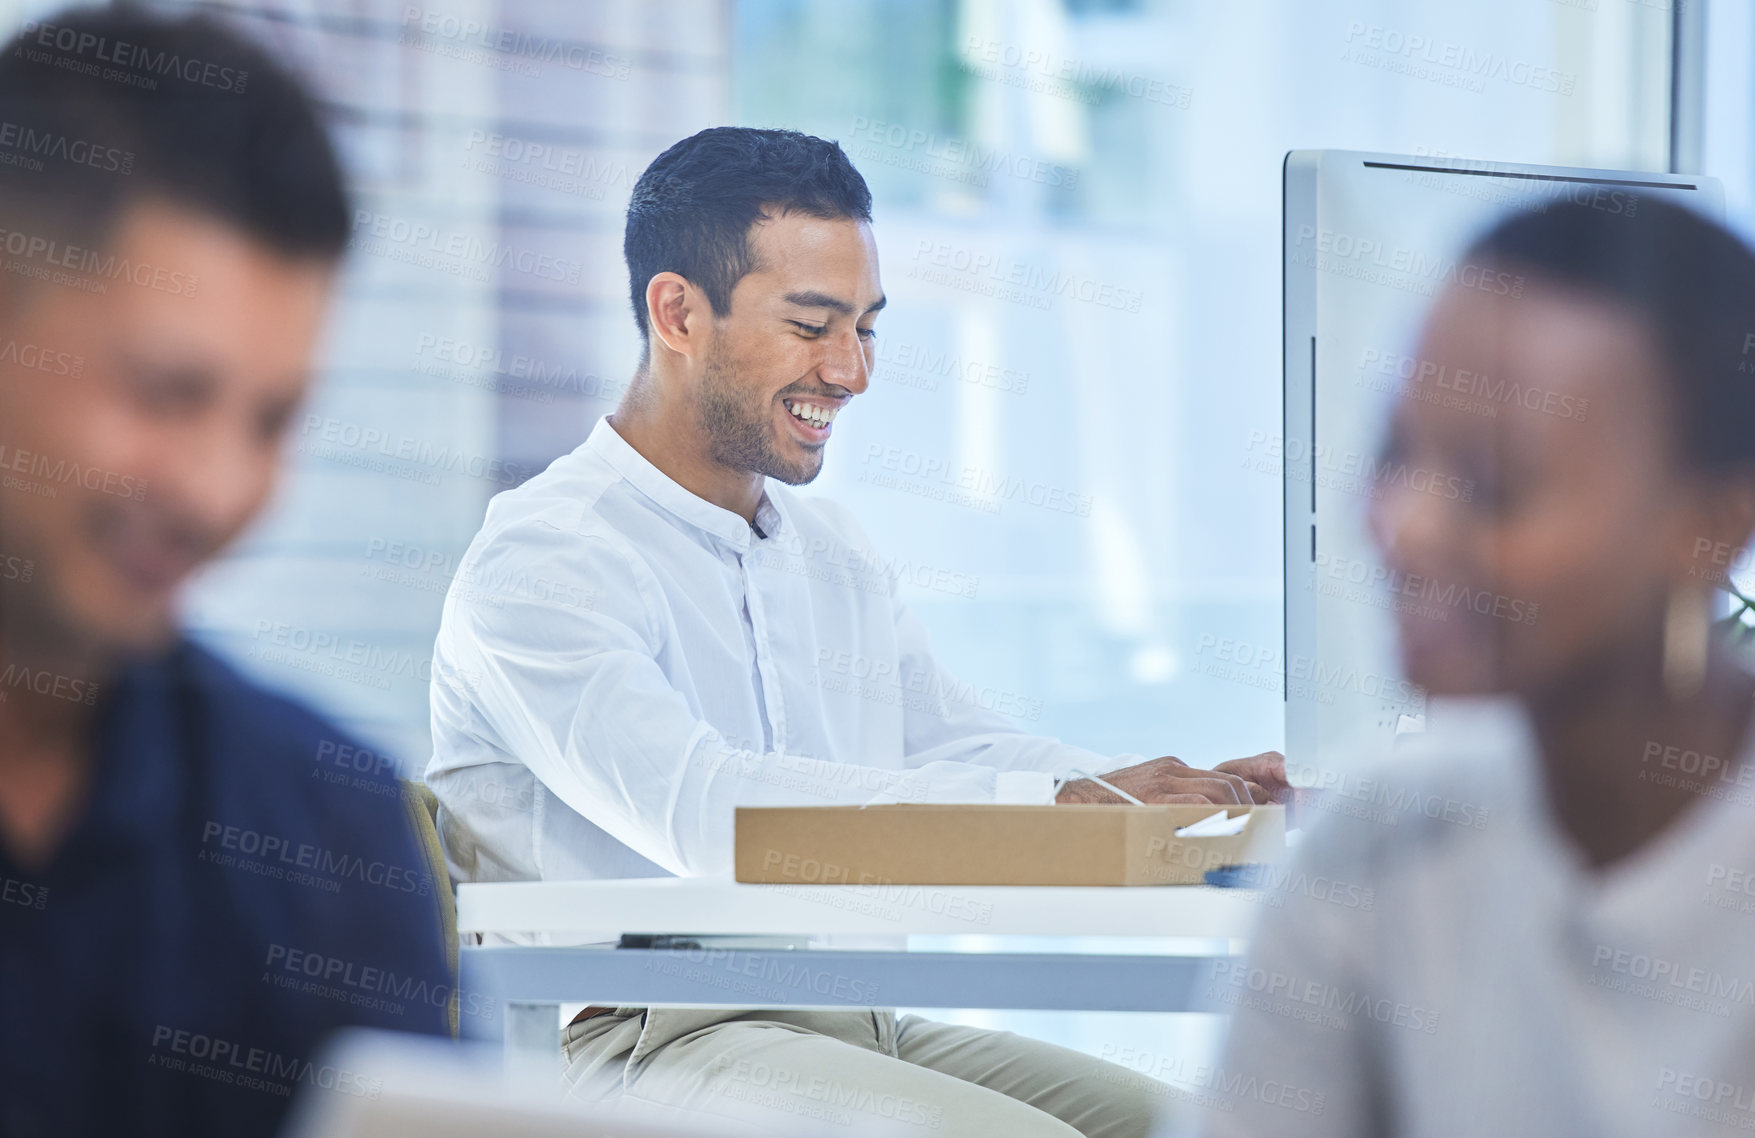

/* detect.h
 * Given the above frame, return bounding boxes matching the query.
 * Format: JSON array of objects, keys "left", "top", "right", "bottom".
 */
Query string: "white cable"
[{"left": 1055, "top": 768, "right": 1145, "bottom": 806}]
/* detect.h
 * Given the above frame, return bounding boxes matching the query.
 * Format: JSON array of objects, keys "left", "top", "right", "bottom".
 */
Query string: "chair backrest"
[{"left": 401, "top": 779, "right": 460, "bottom": 1038}]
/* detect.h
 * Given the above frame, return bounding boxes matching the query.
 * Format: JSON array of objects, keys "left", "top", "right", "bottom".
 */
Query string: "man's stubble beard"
[{"left": 697, "top": 341, "right": 823, "bottom": 486}]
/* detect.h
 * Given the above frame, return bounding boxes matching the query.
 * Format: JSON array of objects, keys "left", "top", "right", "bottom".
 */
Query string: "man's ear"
[{"left": 645, "top": 271, "right": 704, "bottom": 362}]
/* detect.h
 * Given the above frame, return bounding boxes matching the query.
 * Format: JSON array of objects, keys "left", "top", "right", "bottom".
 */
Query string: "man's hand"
[
  {"left": 1056, "top": 752, "right": 1285, "bottom": 805},
  {"left": 1213, "top": 751, "right": 1290, "bottom": 804}
]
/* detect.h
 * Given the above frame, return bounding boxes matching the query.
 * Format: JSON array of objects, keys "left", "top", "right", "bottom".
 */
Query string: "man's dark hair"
[
  {"left": 0, "top": 5, "right": 348, "bottom": 259},
  {"left": 1467, "top": 198, "right": 1755, "bottom": 474},
  {"left": 624, "top": 126, "right": 872, "bottom": 342}
]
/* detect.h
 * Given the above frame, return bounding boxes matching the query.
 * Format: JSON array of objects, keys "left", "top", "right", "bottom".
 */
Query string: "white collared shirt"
[
  {"left": 426, "top": 417, "right": 1123, "bottom": 883},
  {"left": 1189, "top": 697, "right": 1755, "bottom": 1138}
]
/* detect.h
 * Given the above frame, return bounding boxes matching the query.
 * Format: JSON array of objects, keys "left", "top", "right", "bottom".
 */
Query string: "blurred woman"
[{"left": 1197, "top": 198, "right": 1755, "bottom": 1137}]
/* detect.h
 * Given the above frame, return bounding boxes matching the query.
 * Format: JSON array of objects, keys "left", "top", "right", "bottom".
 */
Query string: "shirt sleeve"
[
  {"left": 433, "top": 521, "right": 1072, "bottom": 877},
  {"left": 891, "top": 589, "right": 1142, "bottom": 787},
  {"left": 797, "top": 497, "right": 1141, "bottom": 785}
]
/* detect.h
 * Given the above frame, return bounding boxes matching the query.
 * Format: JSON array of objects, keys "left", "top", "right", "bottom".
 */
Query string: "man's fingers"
[
  {"left": 1184, "top": 767, "right": 1252, "bottom": 803},
  {"left": 1133, "top": 776, "right": 1213, "bottom": 804},
  {"left": 1164, "top": 776, "right": 1242, "bottom": 805},
  {"left": 1215, "top": 769, "right": 1255, "bottom": 800},
  {"left": 1228, "top": 772, "right": 1279, "bottom": 803},
  {"left": 1249, "top": 751, "right": 1289, "bottom": 786},
  {"left": 1215, "top": 752, "right": 1288, "bottom": 788},
  {"left": 1077, "top": 755, "right": 1287, "bottom": 806},
  {"left": 1213, "top": 759, "right": 1289, "bottom": 802}
]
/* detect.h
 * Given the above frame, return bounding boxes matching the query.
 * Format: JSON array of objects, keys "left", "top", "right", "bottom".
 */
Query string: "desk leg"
[{"left": 504, "top": 1001, "right": 562, "bottom": 1076}]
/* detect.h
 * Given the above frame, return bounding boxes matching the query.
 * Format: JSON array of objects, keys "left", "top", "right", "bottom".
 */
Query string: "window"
[{"left": 120, "top": 0, "right": 1672, "bottom": 1071}]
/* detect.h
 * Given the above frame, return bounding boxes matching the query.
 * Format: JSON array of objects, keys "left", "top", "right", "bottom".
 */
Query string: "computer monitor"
[{"left": 1281, "top": 149, "right": 1722, "bottom": 777}]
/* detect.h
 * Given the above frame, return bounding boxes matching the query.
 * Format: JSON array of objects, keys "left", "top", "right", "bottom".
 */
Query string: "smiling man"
[
  {"left": 0, "top": 9, "right": 451, "bottom": 1138},
  {"left": 426, "top": 127, "right": 1284, "bottom": 1137}
]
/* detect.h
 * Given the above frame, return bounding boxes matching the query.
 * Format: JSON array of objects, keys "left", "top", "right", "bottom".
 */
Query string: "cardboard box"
[{"left": 735, "top": 803, "right": 1284, "bottom": 887}]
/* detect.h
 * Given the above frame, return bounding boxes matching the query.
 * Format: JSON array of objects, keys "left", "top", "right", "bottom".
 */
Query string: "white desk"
[
  {"left": 456, "top": 874, "right": 1268, "bottom": 939},
  {"left": 456, "top": 877, "right": 1269, "bottom": 1061}
]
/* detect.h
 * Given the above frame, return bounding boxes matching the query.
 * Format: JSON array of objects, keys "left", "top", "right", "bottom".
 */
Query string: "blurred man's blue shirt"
[{"left": 0, "top": 639, "right": 451, "bottom": 1138}]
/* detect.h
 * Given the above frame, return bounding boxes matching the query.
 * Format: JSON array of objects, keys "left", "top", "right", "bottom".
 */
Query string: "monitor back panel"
[{"left": 1282, "top": 150, "right": 1721, "bottom": 777}]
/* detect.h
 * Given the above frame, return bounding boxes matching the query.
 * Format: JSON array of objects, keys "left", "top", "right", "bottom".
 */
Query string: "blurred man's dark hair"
[
  {"left": 1468, "top": 198, "right": 1755, "bottom": 475},
  {"left": 0, "top": 5, "right": 348, "bottom": 263},
  {"left": 623, "top": 125, "right": 872, "bottom": 343},
  {"left": 0, "top": 11, "right": 449, "bottom": 1138}
]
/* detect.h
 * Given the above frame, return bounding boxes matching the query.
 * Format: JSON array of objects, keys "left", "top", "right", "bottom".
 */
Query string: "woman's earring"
[{"left": 1663, "top": 583, "right": 1711, "bottom": 702}]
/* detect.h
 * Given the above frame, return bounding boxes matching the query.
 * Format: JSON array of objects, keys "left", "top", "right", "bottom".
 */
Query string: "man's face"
[
  {"left": 1368, "top": 280, "right": 1695, "bottom": 698},
  {"left": 694, "top": 211, "right": 884, "bottom": 485},
  {"left": 0, "top": 199, "right": 333, "bottom": 654}
]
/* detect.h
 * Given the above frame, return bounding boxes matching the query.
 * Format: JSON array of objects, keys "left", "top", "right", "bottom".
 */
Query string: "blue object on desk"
[{"left": 1205, "top": 864, "right": 1271, "bottom": 888}]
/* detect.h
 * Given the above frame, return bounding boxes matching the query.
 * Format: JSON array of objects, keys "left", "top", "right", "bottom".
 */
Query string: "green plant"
[{"left": 1716, "top": 583, "right": 1755, "bottom": 650}]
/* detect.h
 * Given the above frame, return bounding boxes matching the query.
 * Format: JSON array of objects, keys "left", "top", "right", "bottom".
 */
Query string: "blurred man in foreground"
[
  {"left": 1193, "top": 200, "right": 1755, "bottom": 1136},
  {"left": 0, "top": 9, "right": 450, "bottom": 1137}
]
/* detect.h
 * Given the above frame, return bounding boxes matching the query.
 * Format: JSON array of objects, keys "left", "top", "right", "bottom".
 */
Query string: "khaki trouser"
[{"left": 561, "top": 1007, "right": 1168, "bottom": 1138}]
